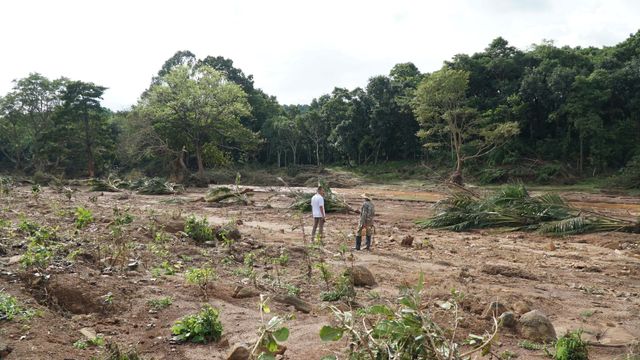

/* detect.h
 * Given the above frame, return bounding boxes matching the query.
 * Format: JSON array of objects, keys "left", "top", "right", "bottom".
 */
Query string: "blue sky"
[{"left": 1, "top": 0, "right": 639, "bottom": 110}]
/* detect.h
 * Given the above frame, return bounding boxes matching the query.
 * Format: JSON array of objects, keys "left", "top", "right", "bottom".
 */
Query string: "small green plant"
[
  {"left": 0, "top": 290, "right": 36, "bottom": 321},
  {"left": 185, "top": 266, "right": 216, "bottom": 298},
  {"left": 500, "top": 350, "right": 518, "bottom": 359},
  {"left": 102, "top": 292, "right": 114, "bottom": 305},
  {"left": 31, "top": 184, "right": 41, "bottom": 202},
  {"left": 171, "top": 305, "right": 223, "bottom": 343},
  {"left": 518, "top": 340, "right": 546, "bottom": 350},
  {"left": 73, "top": 340, "right": 88, "bottom": 349},
  {"left": 320, "top": 273, "right": 355, "bottom": 303},
  {"left": 75, "top": 207, "right": 94, "bottom": 229},
  {"left": 554, "top": 330, "right": 588, "bottom": 360},
  {"left": 112, "top": 207, "right": 134, "bottom": 226},
  {"left": 251, "top": 295, "right": 290, "bottom": 359},
  {"left": 147, "top": 297, "right": 173, "bottom": 311},
  {"left": 579, "top": 310, "right": 594, "bottom": 319},
  {"left": 315, "top": 262, "right": 333, "bottom": 290},
  {"left": 184, "top": 216, "right": 214, "bottom": 242}
]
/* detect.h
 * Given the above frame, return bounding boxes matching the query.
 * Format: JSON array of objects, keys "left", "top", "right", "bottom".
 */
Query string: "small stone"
[
  {"left": 274, "top": 295, "right": 312, "bottom": 313},
  {"left": 519, "top": 310, "right": 557, "bottom": 343},
  {"left": 127, "top": 260, "right": 139, "bottom": 270},
  {"left": 482, "top": 302, "right": 508, "bottom": 319},
  {"left": 400, "top": 235, "right": 414, "bottom": 247},
  {"left": 498, "top": 311, "right": 517, "bottom": 328},
  {"left": 7, "top": 255, "right": 22, "bottom": 265},
  {"left": 227, "top": 345, "right": 250, "bottom": 360},
  {"left": 79, "top": 327, "right": 97, "bottom": 341},
  {"left": 513, "top": 301, "right": 531, "bottom": 315},
  {"left": 546, "top": 242, "right": 556, "bottom": 251},
  {"left": 233, "top": 286, "right": 259, "bottom": 299}
]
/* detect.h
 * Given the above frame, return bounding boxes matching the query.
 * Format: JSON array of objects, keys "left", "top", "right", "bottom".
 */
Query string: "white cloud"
[{"left": 0, "top": 0, "right": 638, "bottom": 109}]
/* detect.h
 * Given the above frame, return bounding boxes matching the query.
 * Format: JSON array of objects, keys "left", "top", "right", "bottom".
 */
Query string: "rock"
[
  {"left": 400, "top": 235, "right": 414, "bottom": 247},
  {"left": 0, "top": 244, "right": 6, "bottom": 256},
  {"left": 7, "top": 255, "right": 22, "bottom": 265},
  {"left": 274, "top": 295, "right": 312, "bottom": 313},
  {"left": 482, "top": 301, "right": 508, "bottom": 319},
  {"left": 79, "top": 327, "right": 98, "bottom": 341},
  {"left": 481, "top": 264, "right": 537, "bottom": 280},
  {"left": 546, "top": 242, "right": 556, "bottom": 251},
  {"left": 513, "top": 301, "right": 531, "bottom": 315},
  {"left": 519, "top": 310, "right": 557, "bottom": 343},
  {"left": 233, "top": 286, "right": 259, "bottom": 299},
  {"left": 346, "top": 265, "right": 376, "bottom": 287},
  {"left": 227, "top": 345, "right": 250, "bottom": 360},
  {"left": 0, "top": 341, "right": 12, "bottom": 358},
  {"left": 127, "top": 260, "right": 139, "bottom": 270},
  {"left": 498, "top": 311, "right": 517, "bottom": 328}
]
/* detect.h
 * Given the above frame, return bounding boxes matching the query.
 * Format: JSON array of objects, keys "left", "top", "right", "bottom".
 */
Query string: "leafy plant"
[
  {"left": 251, "top": 295, "right": 290, "bottom": 360},
  {"left": 75, "top": 207, "right": 94, "bottom": 229},
  {"left": 73, "top": 340, "right": 88, "bottom": 349},
  {"left": 171, "top": 305, "right": 223, "bottom": 343},
  {"left": 319, "top": 273, "right": 498, "bottom": 359},
  {"left": 554, "top": 330, "right": 588, "bottom": 360},
  {"left": 184, "top": 216, "right": 214, "bottom": 243},
  {"left": 185, "top": 266, "right": 216, "bottom": 298},
  {"left": 0, "top": 290, "right": 36, "bottom": 321},
  {"left": 320, "top": 273, "right": 355, "bottom": 302},
  {"left": 518, "top": 340, "right": 546, "bottom": 350},
  {"left": 147, "top": 297, "right": 173, "bottom": 311}
]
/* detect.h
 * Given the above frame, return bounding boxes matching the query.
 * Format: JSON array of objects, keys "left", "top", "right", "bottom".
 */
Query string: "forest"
[{"left": 2, "top": 32, "right": 640, "bottom": 187}]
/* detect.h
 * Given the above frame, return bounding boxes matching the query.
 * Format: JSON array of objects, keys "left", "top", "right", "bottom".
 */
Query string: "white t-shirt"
[{"left": 311, "top": 193, "right": 325, "bottom": 218}]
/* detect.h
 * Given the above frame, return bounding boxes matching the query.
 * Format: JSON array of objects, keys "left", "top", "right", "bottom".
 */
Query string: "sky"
[{"left": 1, "top": 0, "right": 639, "bottom": 110}]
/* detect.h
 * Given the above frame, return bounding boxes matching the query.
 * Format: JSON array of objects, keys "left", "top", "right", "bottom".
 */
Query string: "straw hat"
[{"left": 360, "top": 193, "right": 371, "bottom": 200}]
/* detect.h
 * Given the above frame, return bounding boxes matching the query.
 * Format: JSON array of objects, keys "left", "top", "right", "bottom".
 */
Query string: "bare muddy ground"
[{"left": 0, "top": 184, "right": 639, "bottom": 359}]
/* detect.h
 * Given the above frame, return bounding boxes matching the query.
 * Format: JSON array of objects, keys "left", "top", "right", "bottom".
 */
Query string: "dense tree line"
[{"left": 2, "top": 31, "right": 640, "bottom": 184}]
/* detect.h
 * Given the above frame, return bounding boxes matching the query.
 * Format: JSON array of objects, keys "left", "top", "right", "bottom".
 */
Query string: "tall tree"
[
  {"left": 138, "top": 65, "right": 258, "bottom": 179},
  {"left": 414, "top": 67, "right": 519, "bottom": 183}
]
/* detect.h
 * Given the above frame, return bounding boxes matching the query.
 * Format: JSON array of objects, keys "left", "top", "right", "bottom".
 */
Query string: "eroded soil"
[{"left": 1, "top": 183, "right": 639, "bottom": 359}]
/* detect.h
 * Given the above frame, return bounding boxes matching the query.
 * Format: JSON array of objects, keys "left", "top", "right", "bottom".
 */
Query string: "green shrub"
[
  {"left": 75, "top": 207, "right": 94, "bottom": 229},
  {"left": 184, "top": 216, "right": 213, "bottom": 242},
  {"left": 147, "top": 297, "right": 172, "bottom": 311},
  {"left": 555, "top": 330, "right": 588, "bottom": 360},
  {"left": 171, "top": 305, "right": 223, "bottom": 343},
  {"left": 0, "top": 291, "right": 36, "bottom": 321}
]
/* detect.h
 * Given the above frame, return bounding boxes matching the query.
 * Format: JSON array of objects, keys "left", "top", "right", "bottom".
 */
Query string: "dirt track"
[{"left": 1, "top": 184, "right": 639, "bottom": 359}]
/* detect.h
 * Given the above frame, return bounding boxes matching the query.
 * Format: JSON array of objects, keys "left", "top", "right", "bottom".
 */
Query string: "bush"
[
  {"left": 555, "top": 330, "right": 588, "bottom": 360},
  {"left": 184, "top": 216, "right": 214, "bottom": 243},
  {"left": 75, "top": 207, "right": 94, "bottom": 229},
  {"left": 171, "top": 305, "right": 223, "bottom": 343}
]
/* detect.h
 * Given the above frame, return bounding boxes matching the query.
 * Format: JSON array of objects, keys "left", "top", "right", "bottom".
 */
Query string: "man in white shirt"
[{"left": 310, "top": 186, "right": 326, "bottom": 242}]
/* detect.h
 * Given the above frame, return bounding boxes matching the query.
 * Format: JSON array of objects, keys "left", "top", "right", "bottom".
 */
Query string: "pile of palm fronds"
[
  {"left": 89, "top": 176, "right": 183, "bottom": 195},
  {"left": 417, "top": 184, "right": 640, "bottom": 235},
  {"left": 289, "top": 179, "right": 353, "bottom": 213}
]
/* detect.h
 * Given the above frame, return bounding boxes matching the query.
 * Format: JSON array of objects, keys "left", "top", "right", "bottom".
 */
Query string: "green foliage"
[
  {"left": 518, "top": 340, "right": 546, "bottom": 350},
  {"left": 289, "top": 180, "right": 351, "bottom": 213},
  {"left": 171, "top": 305, "right": 223, "bottom": 343},
  {"left": 184, "top": 216, "right": 214, "bottom": 243},
  {"left": 0, "top": 290, "right": 37, "bottom": 321},
  {"left": 147, "top": 297, "right": 172, "bottom": 311},
  {"left": 185, "top": 266, "right": 216, "bottom": 288},
  {"left": 319, "top": 273, "right": 494, "bottom": 359},
  {"left": 74, "top": 206, "right": 94, "bottom": 229},
  {"left": 252, "top": 295, "right": 290, "bottom": 359},
  {"left": 417, "top": 184, "right": 639, "bottom": 235},
  {"left": 73, "top": 340, "right": 88, "bottom": 349},
  {"left": 320, "top": 273, "right": 355, "bottom": 302},
  {"left": 555, "top": 330, "right": 589, "bottom": 360},
  {"left": 20, "top": 224, "right": 59, "bottom": 269}
]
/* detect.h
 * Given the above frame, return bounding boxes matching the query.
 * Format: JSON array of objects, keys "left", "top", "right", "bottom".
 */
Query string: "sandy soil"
[{"left": 0, "top": 183, "right": 639, "bottom": 359}]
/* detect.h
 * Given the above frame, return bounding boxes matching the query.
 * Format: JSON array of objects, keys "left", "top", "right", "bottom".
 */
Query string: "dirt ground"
[{"left": 0, "top": 182, "right": 639, "bottom": 359}]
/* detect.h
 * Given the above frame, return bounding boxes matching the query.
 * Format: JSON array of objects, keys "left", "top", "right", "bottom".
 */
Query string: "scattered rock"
[
  {"left": 233, "top": 286, "right": 259, "bottom": 299},
  {"left": 227, "top": 345, "right": 250, "bottom": 360},
  {"left": 274, "top": 295, "right": 312, "bottom": 313},
  {"left": 482, "top": 302, "right": 508, "bottom": 319},
  {"left": 400, "top": 235, "right": 414, "bottom": 247},
  {"left": 127, "top": 260, "right": 139, "bottom": 270},
  {"left": 519, "top": 310, "right": 557, "bottom": 342},
  {"left": 499, "top": 311, "right": 517, "bottom": 328},
  {"left": 79, "top": 327, "right": 98, "bottom": 341},
  {"left": 513, "top": 301, "right": 531, "bottom": 315},
  {"left": 346, "top": 265, "right": 376, "bottom": 287},
  {"left": 546, "top": 242, "right": 556, "bottom": 251}
]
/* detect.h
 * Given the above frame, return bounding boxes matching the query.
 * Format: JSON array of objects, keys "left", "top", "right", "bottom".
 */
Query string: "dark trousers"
[{"left": 311, "top": 217, "right": 324, "bottom": 241}]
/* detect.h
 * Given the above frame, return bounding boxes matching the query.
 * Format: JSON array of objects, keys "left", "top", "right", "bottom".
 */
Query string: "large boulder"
[
  {"left": 346, "top": 265, "right": 376, "bottom": 287},
  {"left": 519, "top": 310, "right": 557, "bottom": 342}
]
